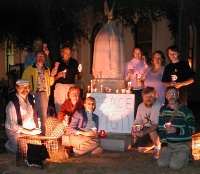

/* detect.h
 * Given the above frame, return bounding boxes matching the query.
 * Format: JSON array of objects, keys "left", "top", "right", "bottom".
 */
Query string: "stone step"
[{"left": 99, "top": 133, "right": 133, "bottom": 152}]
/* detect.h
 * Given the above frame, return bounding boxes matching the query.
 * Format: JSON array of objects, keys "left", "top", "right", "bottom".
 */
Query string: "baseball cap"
[{"left": 16, "top": 79, "right": 30, "bottom": 85}]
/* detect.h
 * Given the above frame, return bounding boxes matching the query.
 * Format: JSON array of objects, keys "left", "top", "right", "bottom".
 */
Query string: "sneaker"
[{"left": 152, "top": 149, "right": 159, "bottom": 159}]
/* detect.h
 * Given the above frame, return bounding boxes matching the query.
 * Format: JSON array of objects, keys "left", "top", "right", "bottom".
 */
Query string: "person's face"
[
  {"left": 69, "top": 90, "right": 80, "bottom": 104},
  {"left": 166, "top": 89, "right": 179, "bottom": 106},
  {"left": 152, "top": 53, "right": 162, "bottom": 67},
  {"left": 16, "top": 84, "right": 30, "bottom": 97},
  {"left": 61, "top": 48, "right": 71, "bottom": 62},
  {"left": 35, "top": 52, "right": 46, "bottom": 65},
  {"left": 33, "top": 40, "right": 43, "bottom": 52},
  {"left": 142, "top": 92, "right": 156, "bottom": 108},
  {"left": 133, "top": 48, "right": 142, "bottom": 60},
  {"left": 168, "top": 49, "right": 179, "bottom": 63},
  {"left": 84, "top": 99, "right": 96, "bottom": 113}
]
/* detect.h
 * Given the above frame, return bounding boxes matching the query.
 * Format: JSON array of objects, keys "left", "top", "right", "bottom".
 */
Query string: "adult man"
[
  {"left": 124, "top": 46, "right": 148, "bottom": 117},
  {"left": 132, "top": 86, "right": 161, "bottom": 159},
  {"left": 24, "top": 37, "right": 50, "bottom": 69},
  {"left": 162, "top": 45, "right": 194, "bottom": 105},
  {"left": 54, "top": 46, "right": 83, "bottom": 114},
  {"left": 66, "top": 97, "right": 103, "bottom": 157},
  {"left": 4, "top": 79, "right": 41, "bottom": 153},
  {"left": 22, "top": 50, "right": 56, "bottom": 135},
  {"left": 158, "top": 86, "right": 195, "bottom": 170}
]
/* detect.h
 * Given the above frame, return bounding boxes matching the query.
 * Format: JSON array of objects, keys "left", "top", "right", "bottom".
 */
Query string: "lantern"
[{"left": 192, "top": 133, "right": 200, "bottom": 160}]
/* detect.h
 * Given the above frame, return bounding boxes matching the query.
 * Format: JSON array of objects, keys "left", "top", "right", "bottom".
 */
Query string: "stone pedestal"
[{"left": 99, "top": 133, "right": 133, "bottom": 152}]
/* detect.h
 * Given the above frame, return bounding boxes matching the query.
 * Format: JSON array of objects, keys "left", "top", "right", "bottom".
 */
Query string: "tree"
[{"left": 1, "top": 0, "right": 195, "bottom": 64}]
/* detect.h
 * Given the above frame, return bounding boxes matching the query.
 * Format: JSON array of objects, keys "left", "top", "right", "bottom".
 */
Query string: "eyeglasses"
[{"left": 167, "top": 93, "right": 177, "bottom": 96}]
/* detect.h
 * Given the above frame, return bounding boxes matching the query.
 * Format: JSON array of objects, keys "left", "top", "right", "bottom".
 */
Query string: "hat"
[{"left": 16, "top": 79, "right": 30, "bottom": 85}]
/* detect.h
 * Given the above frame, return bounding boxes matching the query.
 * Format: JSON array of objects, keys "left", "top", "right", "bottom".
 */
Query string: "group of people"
[
  {"left": 127, "top": 46, "right": 195, "bottom": 169},
  {"left": 3, "top": 39, "right": 196, "bottom": 170}
]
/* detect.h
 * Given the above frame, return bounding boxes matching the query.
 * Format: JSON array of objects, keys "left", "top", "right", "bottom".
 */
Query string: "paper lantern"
[{"left": 192, "top": 133, "right": 200, "bottom": 160}]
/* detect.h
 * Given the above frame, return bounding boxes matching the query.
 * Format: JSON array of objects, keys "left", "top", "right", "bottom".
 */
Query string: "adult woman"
[
  {"left": 141, "top": 51, "right": 166, "bottom": 104},
  {"left": 46, "top": 87, "right": 83, "bottom": 137}
]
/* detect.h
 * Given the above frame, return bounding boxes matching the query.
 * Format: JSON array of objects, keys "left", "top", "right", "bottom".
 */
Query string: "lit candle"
[
  {"left": 91, "top": 80, "right": 93, "bottom": 93},
  {"left": 128, "top": 82, "right": 132, "bottom": 87},
  {"left": 87, "top": 86, "right": 90, "bottom": 93},
  {"left": 100, "top": 85, "right": 103, "bottom": 93},
  {"left": 116, "top": 89, "right": 119, "bottom": 94}
]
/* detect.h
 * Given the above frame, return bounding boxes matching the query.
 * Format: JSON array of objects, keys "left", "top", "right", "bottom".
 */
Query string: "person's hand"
[
  {"left": 136, "top": 80, "right": 143, "bottom": 87},
  {"left": 44, "top": 48, "right": 49, "bottom": 56},
  {"left": 29, "top": 128, "right": 41, "bottom": 135},
  {"left": 166, "top": 126, "right": 176, "bottom": 134},
  {"left": 136, "top": 130, "right": 147, "bottom": 137},
  {"left": 173, "top": 82, "right": 183, "bottom": 89},
  {"left": 56, "top": 71, "right": 65, "bottom": 79},
  {"left": 50, "top": 67, "right": 58, "bottom": 77},
  {"left": 78, "top": 72, "right": 84, "bottom": 78}
]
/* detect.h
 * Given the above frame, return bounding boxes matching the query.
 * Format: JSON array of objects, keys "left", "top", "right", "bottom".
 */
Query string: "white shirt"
[
  {"left": 5, "top": 93, "right": 36, "bottom": 133},
  {"left": 135, "top": 99, "right": 162, "bottom": 127}
]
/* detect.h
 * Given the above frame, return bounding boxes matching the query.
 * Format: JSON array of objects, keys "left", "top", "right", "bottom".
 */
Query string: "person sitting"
[
  {"left": 132, "top": 86, "right": 161, "bottom": 159},
  {"left": 4, "top": 79, "right": 41, "bottom": 153},
  {"left": 66, "top": 96, "right": 103, "bottom": 157},
  {"left": 157, "top": 86, "right": 195, "bottom": 170},
  {"left": 46, "top": 87, "right": 83, "bottom": 137}
]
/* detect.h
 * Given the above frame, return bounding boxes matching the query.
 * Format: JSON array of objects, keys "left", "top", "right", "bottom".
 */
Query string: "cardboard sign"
[{"left": 87, "top": 93, "right": 135, "bottom": 133}]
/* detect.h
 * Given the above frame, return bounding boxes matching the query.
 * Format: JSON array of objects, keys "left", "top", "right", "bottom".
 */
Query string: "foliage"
[{"left": 0, "top": 0, "right": 180, "bottom": 50}]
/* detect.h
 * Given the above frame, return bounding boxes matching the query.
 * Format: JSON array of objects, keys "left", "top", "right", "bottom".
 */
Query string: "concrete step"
[{"left": 99, "top": 133, "right": 133, "bottom": 152}]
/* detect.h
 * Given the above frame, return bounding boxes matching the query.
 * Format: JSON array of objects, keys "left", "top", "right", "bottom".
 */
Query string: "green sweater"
[{"left": 159, "top": 104, "right": 195, "bottom": 144}]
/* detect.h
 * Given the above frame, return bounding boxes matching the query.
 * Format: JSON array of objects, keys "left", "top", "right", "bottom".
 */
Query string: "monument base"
[
  {"left": 92, "top": 78, "right": 125, "bottom": 93},
  {"left": 99, "top": 133, "right": 133, "bottom": 152}
]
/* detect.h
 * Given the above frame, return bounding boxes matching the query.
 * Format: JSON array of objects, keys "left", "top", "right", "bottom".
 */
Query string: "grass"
[{"left": 0, "top": 99, "right": 200, "bottom": 173}]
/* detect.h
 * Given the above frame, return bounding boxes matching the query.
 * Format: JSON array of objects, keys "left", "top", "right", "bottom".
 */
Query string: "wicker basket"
[{"left": 16, "top": 135, "right": 58, "bottom": 169}]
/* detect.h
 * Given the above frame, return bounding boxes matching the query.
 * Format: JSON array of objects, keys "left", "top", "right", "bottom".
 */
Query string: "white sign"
[{"left": 87, "top": 93, "right": 135, "bottom": 133}]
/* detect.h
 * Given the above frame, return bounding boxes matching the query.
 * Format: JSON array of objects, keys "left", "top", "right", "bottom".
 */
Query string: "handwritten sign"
[{"left": 87, "top": 93, "right": 135, "bottom": 133}]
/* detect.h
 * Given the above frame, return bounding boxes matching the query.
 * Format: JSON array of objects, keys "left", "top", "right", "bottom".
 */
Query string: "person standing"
[
  {"left": 4, "top": 79, "right": 41, "bottom": 153},
  {"left": 141, "top": 51, "right": 166, "bottom": 104},
  {"left": 54, "top": 46, "right": 83, "bottom": 114},
  {"left": 162, "top": 45, "right": 194, "bottom": 105},
  {"left": 124, "top": 46, "right": 148, "bottom": 117},
  {"left": 132, "top": 86, "right": 161, "bottom": 159},
  {"left": 22, "top": 50, "right": 56, "bottom": 135},
  {"left": 23, "top": 37, "right": 50, "bottom": 69},
  {"left": 157, "top": 86, "right": 195, "bottom": 170}
]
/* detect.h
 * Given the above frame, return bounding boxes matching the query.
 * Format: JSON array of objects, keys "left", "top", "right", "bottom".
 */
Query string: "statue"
[
  {"left": 91, "top": 1, "right": 125, "bottom": 92},
  {"left": 92, "top": 1, "right": 125, "bottom": 80}
]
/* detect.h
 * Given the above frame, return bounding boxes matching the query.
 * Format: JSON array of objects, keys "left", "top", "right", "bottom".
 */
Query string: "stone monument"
[{"left": 92, "top": 1, "right": 125, "bottom": 93}]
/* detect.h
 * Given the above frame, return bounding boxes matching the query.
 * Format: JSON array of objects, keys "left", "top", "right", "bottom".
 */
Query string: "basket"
[
  {"left": 192, "top": 133, "right": 200, "bottom": 160},
  {"left": 16, "top": 135, "right": 58, "bottom": 169}
]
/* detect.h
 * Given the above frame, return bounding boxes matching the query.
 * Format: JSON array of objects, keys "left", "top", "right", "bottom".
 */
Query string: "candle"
[
  {"left": 100, "top": 85, "right": 103, "bottom": 93},
  {"left": 91, "top": 80, "right": 93, "bottom": 93},
  {"left": 128, "top": 82, "right": 132, "bottom": 87},
  {"left": 116, "top": 89, "right": 119, "bottom": 94},
  {"left": 88, "top": 86, "right": 91, "bottom": 93},
  {"left": 99, "top": 130, "right": 106, "bottom": 138},
  {"left": 78, "top": 64, "right": 82, "bottom": 72}
]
